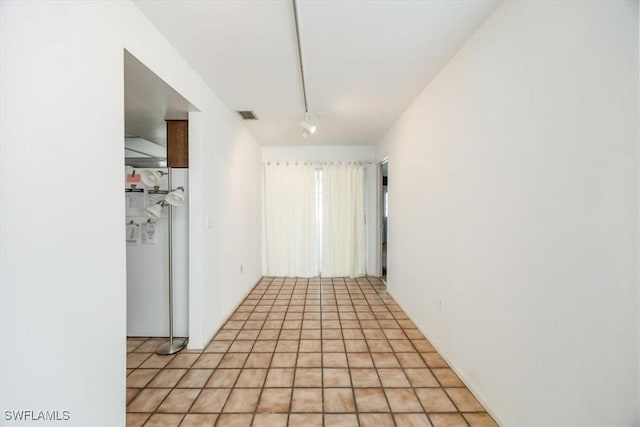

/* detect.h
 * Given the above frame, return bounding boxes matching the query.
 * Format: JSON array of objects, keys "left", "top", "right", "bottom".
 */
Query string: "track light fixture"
[
  {"left": 300, "top": 112, "right": 316, "bottom": 138},
  {"left": 293, "top": 0, "right": 316, "bottom": 139}
]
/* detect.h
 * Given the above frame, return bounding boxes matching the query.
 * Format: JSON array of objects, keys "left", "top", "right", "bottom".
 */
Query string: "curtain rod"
[{"left": 264, "top": 161, "right": 373, "bottom": 165}]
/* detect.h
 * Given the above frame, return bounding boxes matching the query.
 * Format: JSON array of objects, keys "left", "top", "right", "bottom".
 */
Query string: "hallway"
[{"left": 126, "top": 277, "right": 496, "bottom": 427}]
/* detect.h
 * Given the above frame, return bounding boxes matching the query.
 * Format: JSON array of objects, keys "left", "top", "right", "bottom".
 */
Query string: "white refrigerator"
[{"left": 125, "top": 167, "right": 189, "bottom": 337}]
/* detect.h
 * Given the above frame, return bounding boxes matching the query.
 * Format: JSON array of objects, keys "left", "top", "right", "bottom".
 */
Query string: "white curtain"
[
  {"left": 263, "top": 162, "right": 318, "bottom": 277},
  {"left": 321, "top": 162, "right": 366, "bottom": 277}
]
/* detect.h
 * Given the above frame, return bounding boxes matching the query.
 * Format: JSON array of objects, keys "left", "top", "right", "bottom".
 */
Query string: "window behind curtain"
[
  {"left": 263, "top": 162, "right": 318, "bottom": 277},
  {"left": 263, "top": 162, "right": 366, "bottom": 278}
]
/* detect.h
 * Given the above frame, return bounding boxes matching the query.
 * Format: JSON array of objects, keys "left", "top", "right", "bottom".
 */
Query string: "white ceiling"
[{"left": 133, "top": 0, "right": 500, "bottom": 146}]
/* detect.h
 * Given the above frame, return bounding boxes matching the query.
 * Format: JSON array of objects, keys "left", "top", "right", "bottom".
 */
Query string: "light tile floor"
[{"left": 127, "top": 277, "right": 498, "bottom": 427}]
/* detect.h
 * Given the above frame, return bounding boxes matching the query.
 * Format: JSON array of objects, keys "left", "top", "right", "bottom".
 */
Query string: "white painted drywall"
[
  {"left": 206, "top": 115, "right": 263, "bottom": 344},
  {"left": 0, "top": 1, "right": 262, "bottom": 425},
  {"left": 376, "top": 1, "right": 639, "bottom": 425},
  {"left": 263, "top": 145, "right": 375, "bottom": 163},
  {"left": 262, "top": 146, "right": 378, "bottom": 276}
]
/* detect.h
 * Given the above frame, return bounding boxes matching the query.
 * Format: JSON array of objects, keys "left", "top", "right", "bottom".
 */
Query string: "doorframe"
[
  {"left": 123, "top": 49, "right": 204, "bottom": 349},
  {"left": 376, "top": 157, "right": 388, "bottom": 279}
]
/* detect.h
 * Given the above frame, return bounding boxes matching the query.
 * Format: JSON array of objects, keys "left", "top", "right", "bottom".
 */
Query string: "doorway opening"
[
  {"left": 123, "top": 49, "right": 197, "bottom": 401},
  {"left": 124, "top": 49, "right": 192, "bottom": 341},
  {"left": 379, "top": 160, "right": 388, "bottom": 281}
]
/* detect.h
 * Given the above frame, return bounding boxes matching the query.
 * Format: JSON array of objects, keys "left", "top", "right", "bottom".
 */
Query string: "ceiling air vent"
[{"left": 237, "top": 110, "right": 258, "bottom": 120}]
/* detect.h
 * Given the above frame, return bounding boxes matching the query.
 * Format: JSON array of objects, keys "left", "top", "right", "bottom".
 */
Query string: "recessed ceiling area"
[
  {"left": 133, "top": 0, "right": 500, "bottom": 146},
  {"left": 124, "top": 50, "right": 195, "bottom": 164}
]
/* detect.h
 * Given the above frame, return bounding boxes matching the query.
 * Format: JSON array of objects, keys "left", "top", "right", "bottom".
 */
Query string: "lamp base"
[{"left": 156, "top": 338, "right": 188, "bottom": 355}]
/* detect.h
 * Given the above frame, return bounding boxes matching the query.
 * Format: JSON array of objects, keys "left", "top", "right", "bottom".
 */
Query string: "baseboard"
[
  {"left": 198, "top": 275, "right": 264, "bottom": 350},
  {"left": 388, "top": 294, "right": 507, "bottom": 427}
]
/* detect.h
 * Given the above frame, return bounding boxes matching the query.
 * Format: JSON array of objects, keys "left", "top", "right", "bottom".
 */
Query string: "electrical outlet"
[
  {"left": 439, "top": 300, "right": 444, "bottom": 313},
  {"left": 240, "top": 265, "right": 244, "bottom": 273}
]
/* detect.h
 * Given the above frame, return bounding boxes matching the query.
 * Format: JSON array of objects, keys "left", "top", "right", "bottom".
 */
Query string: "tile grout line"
[
  {"left": 247, "top": 276, "right": 285, "bottom": 426},
  {"left": 284, "top": 276, "right": 307, "bottom": 426},
  {"left": 127, "top": 275, "right": 497, "bottom": 427},
  {"left": 320, "top": 275, "right": 325, "bottom": 427},
  {"left": 339, "top": 277, "right": 364, "bottom": 427},
  {"left": 366, "top": 276, "right": 472, "bottom": 426},
  {"left": 216, "top": 276, "right": 273, "bottom": 426},
  {"left": 358, "top": 277, "right": 399, "bottom": 427}
]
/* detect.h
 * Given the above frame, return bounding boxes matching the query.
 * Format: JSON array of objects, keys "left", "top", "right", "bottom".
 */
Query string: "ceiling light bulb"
[{"left": 300, "top": 120, "right": 316, "bottom": 135}]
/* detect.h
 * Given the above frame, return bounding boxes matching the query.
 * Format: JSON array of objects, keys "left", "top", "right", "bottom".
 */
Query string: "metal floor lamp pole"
[{"left": 157, "top": 167, "right": 187, "bottom": 355}]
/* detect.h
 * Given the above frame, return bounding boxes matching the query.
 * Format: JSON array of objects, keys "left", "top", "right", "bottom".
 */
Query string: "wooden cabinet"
[{"left": 166, "top": 120, "right": 188, "bottom": 168}]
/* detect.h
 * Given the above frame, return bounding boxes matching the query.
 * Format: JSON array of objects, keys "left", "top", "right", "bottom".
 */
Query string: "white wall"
[
  {"left": 0, "top": 1, "right": 262, "bottom": 425},
  {"left": 263, "top": 145, "right": 375, "bottom": 163},
  {"left": 206, "top": 117, "right": 263, "bottom": 344},
  {"left": 376, "top": 1, "right": 639, "bottom": 425},
  {"left": 262, "top": 145, "right": 378, "bottom": 276}
]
